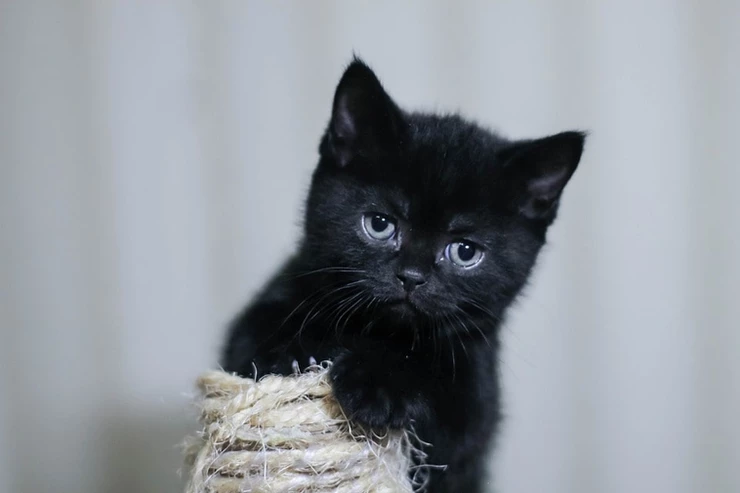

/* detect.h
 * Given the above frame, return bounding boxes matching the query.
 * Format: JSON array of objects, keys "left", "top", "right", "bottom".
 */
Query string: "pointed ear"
[
  {"left": 499, "top": 131, "right": 586, "bottom": 220},
  {"left": 325, "top": 58, "right": 403, "bottom": 167}
]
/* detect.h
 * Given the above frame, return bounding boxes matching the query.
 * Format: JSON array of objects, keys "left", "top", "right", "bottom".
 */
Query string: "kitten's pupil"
[
  {"left": 371, "top": 215, "right": 389, "bottom": 232},
  {"left": 458, "top": 242, "right": 475, "bottom": 261}
]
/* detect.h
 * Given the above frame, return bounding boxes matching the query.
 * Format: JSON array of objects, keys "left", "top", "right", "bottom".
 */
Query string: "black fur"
[{"left": 222, "top": 58, "right": 585, "bottom": 492}]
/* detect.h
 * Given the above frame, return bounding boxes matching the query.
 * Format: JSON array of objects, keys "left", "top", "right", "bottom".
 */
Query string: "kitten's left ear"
[
  {"left": 499, "top": 131, "right": 586, "bottom": 221},
  {"left": 325, "top": 58, "right": 404, "bottom": 167}
]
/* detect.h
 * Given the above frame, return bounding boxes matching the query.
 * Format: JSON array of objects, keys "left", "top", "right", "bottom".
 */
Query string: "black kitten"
[{"left": 223, "top": 59, "right": 585, "bottom": 492}]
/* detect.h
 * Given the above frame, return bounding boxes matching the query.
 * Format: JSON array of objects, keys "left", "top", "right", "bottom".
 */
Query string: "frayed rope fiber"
[{"left": 183, "top": 367, "right": 417, "bottom": 493}]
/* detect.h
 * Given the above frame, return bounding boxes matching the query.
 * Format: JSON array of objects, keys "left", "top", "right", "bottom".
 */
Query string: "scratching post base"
[{"left": 183, "top": 368, "right": 416, "bottom": 492}]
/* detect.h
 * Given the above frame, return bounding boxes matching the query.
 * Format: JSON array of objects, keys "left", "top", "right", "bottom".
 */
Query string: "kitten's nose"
[{"left": 396, "top": 268, "right": 427, "bottom": 292}]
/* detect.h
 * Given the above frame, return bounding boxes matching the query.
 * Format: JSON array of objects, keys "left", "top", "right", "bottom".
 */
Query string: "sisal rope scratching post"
[{"left": 183, "top": 367, "right": 418, "bottom": 493}]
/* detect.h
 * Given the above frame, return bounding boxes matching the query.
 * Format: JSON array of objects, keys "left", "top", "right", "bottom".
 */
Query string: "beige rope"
[{"left": 183, "top": 368, "right": 417, "bottom": 492}]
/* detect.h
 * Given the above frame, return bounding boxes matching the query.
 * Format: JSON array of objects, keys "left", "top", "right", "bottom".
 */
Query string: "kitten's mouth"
[
  {"left": 386, "top": 293, "right": 413, "bottom": 304},
  {"left": 386, "top": 296, "right": 424, "bottom": 315}
]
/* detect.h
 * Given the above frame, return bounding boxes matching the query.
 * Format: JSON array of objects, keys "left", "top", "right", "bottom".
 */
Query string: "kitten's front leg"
[{"left": 330, "top": 348, "right": 432, "bottom": 429}]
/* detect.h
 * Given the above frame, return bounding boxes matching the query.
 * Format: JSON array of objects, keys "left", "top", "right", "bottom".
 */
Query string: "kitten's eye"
[
  {"left": 362, "top": 213, "right": 397, "bottom": 240},
  {"left": 446, "top": 241, "right": 483, "bottom": 268}
]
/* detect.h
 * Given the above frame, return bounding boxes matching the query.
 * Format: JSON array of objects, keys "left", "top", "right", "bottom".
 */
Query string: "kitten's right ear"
[
  {"left": 498, "top": 131, "right": 586, "bottom": 221},
  {"left": 325, "top": 58, "right": 403, "bottom": 167}
]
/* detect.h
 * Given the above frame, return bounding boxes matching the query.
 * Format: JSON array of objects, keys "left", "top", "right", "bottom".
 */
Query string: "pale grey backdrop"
[{"left": 1, "top": 1, "right": 739, "bottom": 492}]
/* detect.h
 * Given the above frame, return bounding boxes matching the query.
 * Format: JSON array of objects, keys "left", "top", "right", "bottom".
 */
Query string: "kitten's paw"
[
  {"left": 291, "top": 355, "right": 321, "bottom": 374},
  {"left": 330, "top": 352, "right": 423, "bottom": 429},
  {"left": 250, "top": 348, "right": 318, "bottom": 378}
]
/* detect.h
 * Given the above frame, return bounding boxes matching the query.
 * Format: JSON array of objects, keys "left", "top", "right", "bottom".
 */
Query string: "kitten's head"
[{"left": 303, "top": 59, "right": 585, "bottom": 333}]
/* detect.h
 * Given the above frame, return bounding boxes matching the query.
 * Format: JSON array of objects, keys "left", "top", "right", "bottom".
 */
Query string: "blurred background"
[{"left": 1, "top": 1, "right": 739, "bottom": 492}]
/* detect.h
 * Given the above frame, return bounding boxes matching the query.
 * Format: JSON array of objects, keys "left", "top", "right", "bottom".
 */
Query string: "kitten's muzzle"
[{"left": 396, "top": 267, "right": 427, "bottom": 293}]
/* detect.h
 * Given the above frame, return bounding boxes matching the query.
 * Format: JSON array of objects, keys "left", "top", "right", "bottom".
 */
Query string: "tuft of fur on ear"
[
  {"left": 499, "top": 131, "right": 586, "bottom": 221},
  {"left": 325, "top": 57, "right": 404, "bottom": 167}
]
